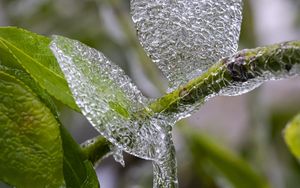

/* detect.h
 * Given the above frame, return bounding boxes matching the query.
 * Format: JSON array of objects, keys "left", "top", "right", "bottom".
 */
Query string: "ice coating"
[
  {"left": 153, "top": 136, "right": 178, "bottom": 188},
  {"left": 154, "top": 45, "right": 300, "bottom": 123},
  {"left": 131, "top": 0, "right": 243, "bottom": 91},
  {"left": 50, "top": 36, "right": 178, "bottom": 187},
  {"left": 110, "top": 147, "right": 125, "bottom": 167},
  {"left": 219, "top": 48, "right": 300, "bottom": 97}
]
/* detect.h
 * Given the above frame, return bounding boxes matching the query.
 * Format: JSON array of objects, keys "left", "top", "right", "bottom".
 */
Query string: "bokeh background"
[{"left": 0, "top": 0, "right": 300, "bottom": 187}]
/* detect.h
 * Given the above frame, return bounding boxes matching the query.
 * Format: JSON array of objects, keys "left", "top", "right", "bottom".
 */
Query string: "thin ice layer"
[
  {"left": 51, "top": 35, "right": 158, "bottom": 159},
  {"left": 50, "top": 36, "right": 178, "bottom": 187},
  {"left": 131, "top": 0, "right": 243, "bottom": 91}
]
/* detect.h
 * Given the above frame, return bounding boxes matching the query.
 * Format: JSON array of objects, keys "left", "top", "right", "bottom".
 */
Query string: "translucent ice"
[
  {"left": 219, "top": 49, "right": 300, "bottom": 97},
  {"left": 111, "top": 146, "right": 125, "bottom": 167},
  {"left": 131, "top": 0, "right": 243, "bottom": 91},
  {"left": 50, "top": 36, "right": 178, "bottom": 187}
]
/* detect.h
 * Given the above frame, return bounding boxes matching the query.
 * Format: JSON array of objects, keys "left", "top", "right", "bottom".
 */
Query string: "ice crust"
[{"left": 131, "top": 0, "right": 243, "bottom": 91}]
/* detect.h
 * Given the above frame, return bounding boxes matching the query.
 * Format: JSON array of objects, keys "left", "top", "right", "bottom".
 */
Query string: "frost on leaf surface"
[
  {"left": 50, "top": 36, "right": 178, "bottom": 187},
  {"left": 131, "top": 0, "right": 243, "bottom": 91}
]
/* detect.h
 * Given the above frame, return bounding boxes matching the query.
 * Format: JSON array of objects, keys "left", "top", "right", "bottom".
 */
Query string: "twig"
[{"left": 83, "top": 41, "right": 300, "bottom": 163}]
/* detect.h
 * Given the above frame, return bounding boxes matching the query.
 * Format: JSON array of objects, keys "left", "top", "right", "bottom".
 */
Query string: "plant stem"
[
  {"left": 147, "top": 41, "right": 300, "bottom": 116},
  {"left": 81, "top": 136, "right": 112, "bottom": 165}
]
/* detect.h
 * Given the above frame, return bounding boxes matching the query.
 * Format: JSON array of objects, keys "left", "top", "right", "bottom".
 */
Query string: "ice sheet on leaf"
[
  {"left": 50, "top": 36, "right": 178, "bottom": 187},
  {"left": 131, "top": 0, "right": 243, "bottom": 91}
]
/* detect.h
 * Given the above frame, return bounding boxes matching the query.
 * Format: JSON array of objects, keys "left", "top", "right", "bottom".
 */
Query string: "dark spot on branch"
[
  {"left": 179, "top": 87, "right": 196, "bottom": 104},
  {"left": 281, "top": 41, "right": 289, "bottom": 48},
  {"left": 285, "top": 64, "right": 292, "bottom": 71},
  {"left": 226, "top": 52, "right": 255, "bottom": 82},
  {"left": 179, "top": 87, "right": 188, "bottom": 98},
  {"left": 222, "top": 57, "right": 230, "bottom": 65}
]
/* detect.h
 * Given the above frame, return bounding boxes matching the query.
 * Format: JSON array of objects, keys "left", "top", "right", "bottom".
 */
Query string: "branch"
[
  {"left": 147, "top": 41, "right": 300, "bottom": 119},
  {"left": 84, "top": 41, "right": 300, "bottom": 163}
]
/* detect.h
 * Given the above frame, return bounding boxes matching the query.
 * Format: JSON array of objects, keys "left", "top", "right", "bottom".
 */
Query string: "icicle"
[
  {"left": 152, "top": 132, "right": 178, "bottom": 188},
  {"left": 110, "top": 146, "right": 125, "bottom": 167}
]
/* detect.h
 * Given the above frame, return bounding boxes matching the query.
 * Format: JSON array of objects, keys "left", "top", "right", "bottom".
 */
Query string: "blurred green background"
[{"left": 0, "top": 0, "right": 300, "bottom": 187}]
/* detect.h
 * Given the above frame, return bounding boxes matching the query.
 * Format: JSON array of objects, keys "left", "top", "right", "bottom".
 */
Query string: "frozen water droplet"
[
  {"left": 110, "top": 146, "right": 125, "bottom": 167},
  {"left": 131, "top": 0, "right": 243, "bottom": 91}
]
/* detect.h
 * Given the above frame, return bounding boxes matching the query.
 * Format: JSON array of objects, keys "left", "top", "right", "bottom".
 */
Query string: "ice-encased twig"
[
  {"left": 146, "top": 41, "right": 300, "bottom": 120},
  {"left": 152, "top": 134, "right": 178, "bottom": 188}
]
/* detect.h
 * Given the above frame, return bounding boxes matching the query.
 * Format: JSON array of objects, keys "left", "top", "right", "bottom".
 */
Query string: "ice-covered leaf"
[
  {"left": 0, "top": 71, "right": 64, "bottom": 188},
  {"left": 50, "top": 35, "right": 178, "bottom": 187},
  {"left": 131, "top": 0, "right": 243, "bottom": 91},
  {"left": 51, "top": 35, "right": 148, "bottom": 158}
]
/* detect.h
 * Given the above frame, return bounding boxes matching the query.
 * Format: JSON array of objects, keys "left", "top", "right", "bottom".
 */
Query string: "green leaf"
[
  {"left": 0, "top": 26, "right": 79, "bottom": 111},
  {"left": 82, "top": 161, "right": 100, "bottom": 188},
  {"left": 0, "top": 68, "right": 99, "bottom": 187},
  {"left": 0, "top": 64, "right": 99, "bottom": 187},
  {"left": 0, "top": 65, "right": 58, "bottom": 115},
  {"left": 0, "top": 71, "right": 64, "bottom": 187},
  {"left": 284, "top": 113, "right": 300, "bottom": 159},
  {"left": 59, "top": 126, "right": 99, "bottom": 188},
  {"left": 185, "top": 131, "right": 269, "bottom": 188}
]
